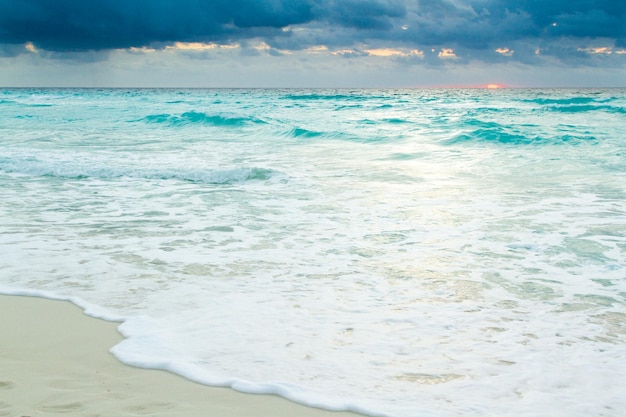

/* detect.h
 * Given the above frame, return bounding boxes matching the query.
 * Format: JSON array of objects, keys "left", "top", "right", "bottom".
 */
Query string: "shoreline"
[{"left": 0, "top": 294, "right": 365, "bottom": 417}]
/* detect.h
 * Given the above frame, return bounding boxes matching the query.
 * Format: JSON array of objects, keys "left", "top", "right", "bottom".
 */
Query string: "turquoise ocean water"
[{"left": 1, "top": 88, "right": 625, "bottom": 417}]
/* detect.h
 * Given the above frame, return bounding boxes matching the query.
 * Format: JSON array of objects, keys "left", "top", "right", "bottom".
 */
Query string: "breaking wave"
[
  {"left": 444, "top": 119, "right": 597, "bottom": 145},
  {"left": 524, "top": 95, "right": 625, "bottom": 114},
  {"left": 139, "top": 111, "right": 266, "bottom": 127},
  {"left": 0, "top": 156, "right": 276, "bottom": 184},
  {"left": 543, "top": 104, "right": 626, "bottom": 114}
]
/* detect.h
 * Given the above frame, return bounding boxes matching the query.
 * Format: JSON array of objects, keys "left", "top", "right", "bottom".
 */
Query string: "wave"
[
  {"left": 446, "top": 129, "right": 532, "bottom": 145},
  {"left": 285, "top": 127, "right": 381, "bottom": 142},
  {"left": 443, "top": 119, "right": 596, "bottom": 145},
  {"left": 543, "top": 104, "right": 626, "bottom": 114},
  {"left": 281, "top": 92, "right": 390, "bottom": 103},
  {"left": 0, "top": 99, "right": 54, "bottom": 107},
  {"left": 289, "top": 127, "right": 325, "bottom": 138},
  {"left": 333, "top": 104, "right": 364, "bottom": 110},
  {"left": 523, "top": 96, "right": 625, "bottom": 114},
  {"left": 382, "top": 117, "right": 409, "bottom": 124},
  {"left": 524, "top": 97, "right": 599, "bottom": 105},
  {"left": 139, "top": 111, "right": 266, "bottom": 127},
  {"left": 0, "top": 157, "right": 276, "bottom": 184},
  {"left": 282, "top": 93, "right": 368, "bottom": 101}
]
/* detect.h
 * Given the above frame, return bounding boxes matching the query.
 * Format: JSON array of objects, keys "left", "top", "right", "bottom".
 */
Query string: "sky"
[{"left": 1, "top": 0, "right": 625, "bottom": 88}]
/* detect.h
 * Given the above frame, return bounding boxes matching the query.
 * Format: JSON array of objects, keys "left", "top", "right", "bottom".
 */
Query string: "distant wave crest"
[
  {"left": 525, "top": 97, "right": 599, "bottom": 105},
  {"left": 544, "top": 104, "right": 626, "bottom": 114},
  {"left": 282, "top": 93, "right": 369, "bottom": 101},
  {"left": 139, "top": 111, "right": 266, "bottom": 127},
  {"left": 525, "top": 96, "right": 625, "bottom": 114},
  {"left": 0, "top": 97, "right": 55, "bottom": 107}
]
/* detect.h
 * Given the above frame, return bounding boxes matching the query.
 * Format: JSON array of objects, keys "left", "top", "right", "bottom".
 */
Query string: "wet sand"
[{"left": 0, "top": 294, "right": 364, "bottom": 417}]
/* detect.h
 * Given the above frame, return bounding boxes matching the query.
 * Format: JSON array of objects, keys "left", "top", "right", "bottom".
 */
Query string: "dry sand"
[{"left": 0, "top": 294, "right": 364, "bottom": 417}]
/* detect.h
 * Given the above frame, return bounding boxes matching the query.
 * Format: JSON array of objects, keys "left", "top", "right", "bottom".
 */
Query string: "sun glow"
[
  {"left": 577, "top": 46, "right": 614, "bottom": 55},
  {"left": 438, "top": 48, "right": 457, "bottom": 59},
  {"left": 364, "top": 48, "right": 424, "bottom": 58},
  {"left": 165, "top": 42, "right": 240, "bottom": 51},
  {"left": 495, "top": 47, "right": 514, "bottom": 56},
  {"left": 305, "top": 45, "right": 329, "bottom": 53},
  {"left": 24, "top": 41, "right": 38, "bottom": 53}
]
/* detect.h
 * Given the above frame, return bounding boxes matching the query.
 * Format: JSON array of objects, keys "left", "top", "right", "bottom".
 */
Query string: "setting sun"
[{"left": 486, "top": 83, "right": 504, "bottom": 89}]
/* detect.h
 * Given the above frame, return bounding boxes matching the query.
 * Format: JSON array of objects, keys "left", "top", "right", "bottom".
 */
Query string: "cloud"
[
  {"left": 0, "top": 0, "right": 315, "bottom": 51},
  {"left": 0, "top": 42, "right": 24, "bottom": 57},
  {"left": 0, "top": 0, "right": 624, "bottom": 66},
  {"left": 438, "top": 48, "right": 457, "bottom": 59},
  {"left": 495, "top": 47, "right": 514, "bottom": 56},
  {"left": 320, "top": 0, "right": 406, "bottom": 30}
]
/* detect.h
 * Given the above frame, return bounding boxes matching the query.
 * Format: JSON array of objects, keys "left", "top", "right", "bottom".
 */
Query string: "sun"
[{"left": 486, "top": 83, "right": 504, "bottom": 89}]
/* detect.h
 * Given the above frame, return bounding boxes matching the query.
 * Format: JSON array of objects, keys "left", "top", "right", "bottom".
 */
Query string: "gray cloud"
[{"left": 0, "top": 0, "right": 624, "bottom": 64}]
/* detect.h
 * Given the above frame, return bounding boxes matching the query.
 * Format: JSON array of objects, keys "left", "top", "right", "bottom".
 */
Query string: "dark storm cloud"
[
  {"left": 321, "top": 0, "right": 406, "bottom": 30},
  {"left": 401, "top": 0, "right": 625, "bottom": 44},
  {"left": 391, "top": 0, "right": 626, "bottom": 63},
  {"left": 514, "top": 0, "right": 625, "bottom": 36},
  {"left": 0, "top": 0, "right": 316, "bottom": 51},
  {"left": 0, "top": 0, "right": 624, "bottom": 63}
]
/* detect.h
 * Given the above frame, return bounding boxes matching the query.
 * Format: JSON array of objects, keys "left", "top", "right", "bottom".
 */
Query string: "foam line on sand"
[{"left": 0, "top": 294, "right": 364, "bottom": 417}]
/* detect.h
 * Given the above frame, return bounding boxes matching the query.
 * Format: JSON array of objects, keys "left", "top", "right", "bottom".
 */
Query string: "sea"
[{"left": 1, "top": 88, "right": 625, "bottom": 417}]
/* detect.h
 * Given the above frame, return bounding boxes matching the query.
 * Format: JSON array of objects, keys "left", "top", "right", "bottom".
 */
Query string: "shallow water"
[{"left": 1, "top": 88, "right": 625, "bottom": 416}]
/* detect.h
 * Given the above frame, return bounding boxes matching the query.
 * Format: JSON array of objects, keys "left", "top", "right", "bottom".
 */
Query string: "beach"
[
  {"left": 0, "top": 294, "right": 363, "bottom": 417},
  {"left": 1, "top": 88, "right": 625, "bottom": 416}
]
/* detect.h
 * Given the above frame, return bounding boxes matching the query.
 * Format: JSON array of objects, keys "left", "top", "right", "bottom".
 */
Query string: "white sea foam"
[{"left": 1, "top": 88, "right": 625, "bottom": 417}]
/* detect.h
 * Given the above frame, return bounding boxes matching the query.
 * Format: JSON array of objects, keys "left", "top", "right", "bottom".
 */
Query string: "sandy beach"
[{"left": 0, "top": 294, "right": 364, "bottom": 417}]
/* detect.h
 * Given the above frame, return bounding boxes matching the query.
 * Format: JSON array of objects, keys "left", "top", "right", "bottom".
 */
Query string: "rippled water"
[{"left": 1, "top": 88, "right": 625, "bottom": 417}]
